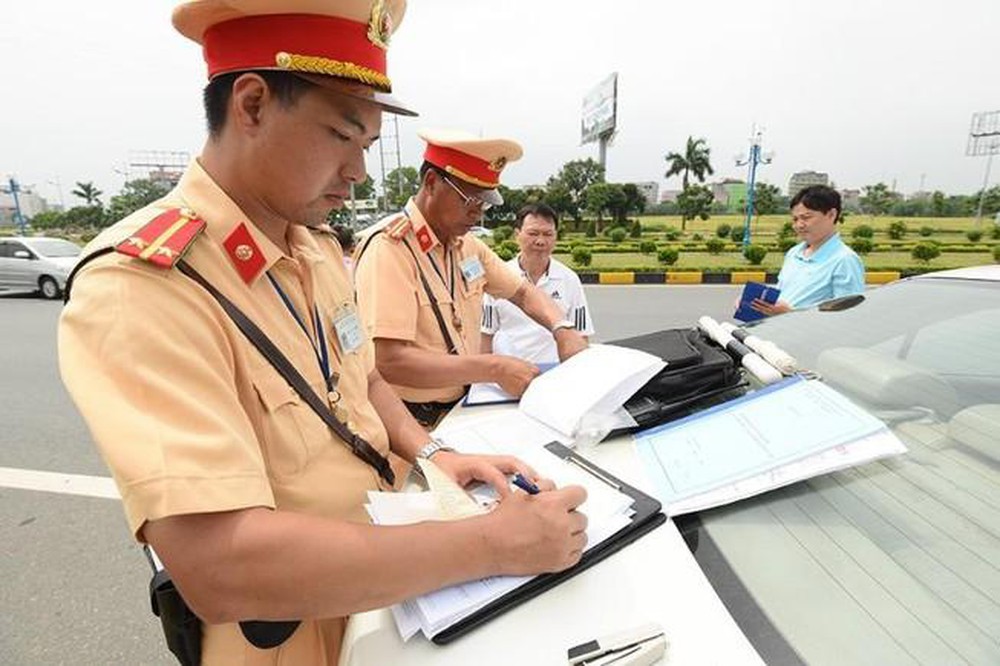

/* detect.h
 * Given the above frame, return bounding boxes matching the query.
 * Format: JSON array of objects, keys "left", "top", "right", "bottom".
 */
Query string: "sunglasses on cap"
[{"left": 441, "top": 174, "right": 494, "bottom": 212}]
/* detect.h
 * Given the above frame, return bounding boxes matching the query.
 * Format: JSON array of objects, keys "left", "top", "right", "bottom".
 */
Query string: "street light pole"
[
  {"left": 735, "top": 127, "right": 772, "bottom": 250},
  {"left": 975, "top": 151, "right": 994, "bottom": 226},
  {"left": 3, "top": 176, "right": 28, "bottom": 234}
]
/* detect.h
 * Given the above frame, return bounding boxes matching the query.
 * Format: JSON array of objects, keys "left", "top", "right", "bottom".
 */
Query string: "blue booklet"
[{"left": 734, "top": 281, "right": 780, "bottom": 322}]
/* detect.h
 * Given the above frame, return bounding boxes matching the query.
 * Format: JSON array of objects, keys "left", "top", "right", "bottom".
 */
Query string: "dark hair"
[
  {"left": 790, "top": 185, "right": 842, "bottom": 222},
  {"left": 331, "top": 224, "right": 356, "bottom": 251},
  {"left": 203, "top": 70, "right": 316, "bottom": 137},
  {"left": 515, "top": 203, "right": 559, "bottom": 229}
]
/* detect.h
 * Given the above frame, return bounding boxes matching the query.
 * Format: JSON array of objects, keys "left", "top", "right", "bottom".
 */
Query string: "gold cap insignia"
[
  {"left": 367, "top": 0, "right": 392, "bottom": 49},
  {"left": 488, "top": 156, "right": 507, "bottom": 172}
]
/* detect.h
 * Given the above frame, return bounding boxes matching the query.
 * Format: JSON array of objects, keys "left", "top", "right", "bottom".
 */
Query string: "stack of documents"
[
  {"left": 365, "top": 443, "right": 637, "bottom": 641},
  {"left": 635, "top": 375, "right": 907, "bottom": 516},
  {"left": 462, "top": 344, "right": 664, "bottom": 441}
]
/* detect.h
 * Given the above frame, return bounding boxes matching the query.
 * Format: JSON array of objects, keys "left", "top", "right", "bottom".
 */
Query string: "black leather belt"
[{"left": 404, "top": 399, "right": 460, "bottom": 428}]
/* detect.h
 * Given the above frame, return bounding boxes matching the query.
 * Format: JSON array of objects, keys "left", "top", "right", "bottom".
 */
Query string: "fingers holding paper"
[
  {"left": 487, "top": 484, "right": 589, "bottom": 574},
  {"left": 492, "top": 356, "right": 540, "bottom": 397},
  {"left": 432, "top": 451, "right": 542, "bottom": 498}
]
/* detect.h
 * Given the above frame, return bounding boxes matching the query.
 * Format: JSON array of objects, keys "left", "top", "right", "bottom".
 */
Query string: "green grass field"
[
  {"left": 633, "top": 214, "right": 991, "bottom": 235},
  {"left": 544, "top": 214, "right": 999, "bottom": 272},
  {"left": 555, "top": 250, "right": 996, "bottom": 272}
]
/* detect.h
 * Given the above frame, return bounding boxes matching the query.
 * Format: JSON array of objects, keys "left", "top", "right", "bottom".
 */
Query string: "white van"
[{"left": 0, "top": 236, "right": 81, "bottom": 299}]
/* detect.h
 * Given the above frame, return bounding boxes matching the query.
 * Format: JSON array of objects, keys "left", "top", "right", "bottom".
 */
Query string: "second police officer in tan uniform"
[
  {"left": 58, "top": 2, "right": 587, "bottom": 664},
  {"left": 354, "top": 129, "right": 589, "bottom": 426}
]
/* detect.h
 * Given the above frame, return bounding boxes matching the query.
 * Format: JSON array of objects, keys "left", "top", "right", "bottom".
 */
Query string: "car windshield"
[
  {"left": 24, "top": 238, "right": 81, "bottom": 258},
  {"left": 690, "top": 275, "right": 1000, "bottom": 666}
]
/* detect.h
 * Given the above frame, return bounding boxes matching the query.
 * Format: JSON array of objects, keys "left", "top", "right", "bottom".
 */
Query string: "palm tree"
[
  {"left": 72, "top": 181, "right": 103, "bottom": 206},
  {"left": 664, "top": 136, "right": 714, "bottom": 189}
]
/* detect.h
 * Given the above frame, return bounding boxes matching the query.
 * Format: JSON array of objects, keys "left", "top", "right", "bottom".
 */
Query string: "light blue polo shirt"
[{"left": 776, "top": 232, "right": 865, "bottom": 309}]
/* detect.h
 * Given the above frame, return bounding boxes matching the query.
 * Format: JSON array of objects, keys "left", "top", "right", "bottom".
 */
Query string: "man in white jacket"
[{"left": 482, "top": 203, "right": 595, "bottom": 364}]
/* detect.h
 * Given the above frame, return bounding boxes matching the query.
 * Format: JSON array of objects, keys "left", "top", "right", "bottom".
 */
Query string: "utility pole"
[
  {"left": 2, "top": 176, "right": 28, "bottom": 234},
  {"left": 735, "top": 127, "right": 772, "bottom": 250},
  {"left": 378, "top": 113, "right": 403, "bottom": 214},
  {"left": 47, "top": 177, "right": 66, "bottom": 209}
]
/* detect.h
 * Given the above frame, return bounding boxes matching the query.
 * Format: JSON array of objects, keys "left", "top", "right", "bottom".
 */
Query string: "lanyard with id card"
[
  {"left": 332, "top": 304, "right": 365, "bottom": 355},
  {"left": 459, "top": 255, "right": 485, "bottom": 283}
]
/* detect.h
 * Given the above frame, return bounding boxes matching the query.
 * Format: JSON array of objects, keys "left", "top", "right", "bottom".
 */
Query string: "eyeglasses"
[{"left": 441, "top": 174, "right": 493, "bottom": 212}]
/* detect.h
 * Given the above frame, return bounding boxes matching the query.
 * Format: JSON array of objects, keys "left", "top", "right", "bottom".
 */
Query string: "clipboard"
[{"left": 431, "top": 442, "right": 666, "bottom": 644}]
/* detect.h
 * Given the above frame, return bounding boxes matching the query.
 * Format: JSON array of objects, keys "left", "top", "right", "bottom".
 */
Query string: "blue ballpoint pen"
[{"left": 512, "top": 473, "right": 540, "bottom": 495}]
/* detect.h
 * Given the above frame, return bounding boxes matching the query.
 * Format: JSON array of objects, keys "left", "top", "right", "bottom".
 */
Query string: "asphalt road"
[{"left": 0, "top": 284, "right": 740, "bottom": 665}]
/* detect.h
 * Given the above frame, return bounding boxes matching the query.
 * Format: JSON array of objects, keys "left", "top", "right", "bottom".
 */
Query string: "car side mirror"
[
  {"left": 818, "top": 294, "right": 865, "bottom": 311},
  {"left": 13, "top": 250, "right": 33, "bottom": 260}
]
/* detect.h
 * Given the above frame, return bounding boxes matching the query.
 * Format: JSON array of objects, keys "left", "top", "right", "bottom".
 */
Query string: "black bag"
[{"left": 611, "top": 327, "right": 746, "bottom": 432}]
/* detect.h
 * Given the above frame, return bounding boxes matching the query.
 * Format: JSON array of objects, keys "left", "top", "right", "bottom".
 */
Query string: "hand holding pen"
[{"left": 512, "top": 472, "right": 541, "bottom": 495}]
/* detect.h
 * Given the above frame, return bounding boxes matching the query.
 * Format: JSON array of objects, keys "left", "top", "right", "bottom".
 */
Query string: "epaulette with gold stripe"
[
  {"left": 385, "top": 215, "right": 412, "bottom": 241},
  {"left": 115, "top": 208, "right": 205, "bottom": 269}
]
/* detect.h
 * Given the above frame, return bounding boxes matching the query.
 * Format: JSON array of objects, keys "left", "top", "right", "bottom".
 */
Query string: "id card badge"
[
  {"left": 332, "top": 305, "right": 365, "bottom": 354},
  {"left": 459, "top": 255, "right": 485, "bottom": 283}
]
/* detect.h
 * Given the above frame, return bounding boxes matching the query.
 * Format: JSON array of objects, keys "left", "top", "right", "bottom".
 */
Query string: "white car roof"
[{"left": 914, "top": 264, "right": 1000, "bottom": 282}]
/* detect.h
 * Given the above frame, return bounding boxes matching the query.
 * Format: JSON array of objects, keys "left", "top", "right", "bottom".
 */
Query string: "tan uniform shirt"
[
  {"left": 59, "top": 161, "right": 391, "bottom": 666},
  {"left": 354, "top": 200, "right": 525, "bottom": 404}
]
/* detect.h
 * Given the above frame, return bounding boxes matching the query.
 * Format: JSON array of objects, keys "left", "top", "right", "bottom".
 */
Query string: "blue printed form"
[{"left": 635, "top": 376, "right": 888, "bottom": 506}]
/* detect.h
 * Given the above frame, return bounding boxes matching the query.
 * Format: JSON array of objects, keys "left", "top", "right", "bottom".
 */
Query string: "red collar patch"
[
  {"left": 415, "top": 225, "right": 435, "bottom": 253},
  {"left": 223, "top": 223, "right": 267, "bottom": 284}
]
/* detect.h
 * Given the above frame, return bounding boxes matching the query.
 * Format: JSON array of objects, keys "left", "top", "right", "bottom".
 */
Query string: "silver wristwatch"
[
  {"left": 550, "top": 318, "right": 575, "bottom": 333},
  {"left": 416, "top": 438, "right": 455, "bottom": 460}
]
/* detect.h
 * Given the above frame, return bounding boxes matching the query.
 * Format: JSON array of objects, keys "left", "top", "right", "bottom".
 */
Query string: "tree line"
[{"left": 21, "top": 147, "right": 1000, "bottom": 235}]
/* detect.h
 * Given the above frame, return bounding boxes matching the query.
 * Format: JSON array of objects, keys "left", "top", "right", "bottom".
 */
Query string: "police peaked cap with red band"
[
  {"left": 172, "top": 0, "right": 416, "bottom": 116},
  {"left": 419, "top": 129, "right": 523, "bottom": 200}
]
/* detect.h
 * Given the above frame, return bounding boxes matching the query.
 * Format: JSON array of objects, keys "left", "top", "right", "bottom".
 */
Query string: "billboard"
[
  {"left": 581, "top": 73, "right": 618, "bottom": 145},
  {"left": 967, "top": 110, "right": 1000, "bottom": 156}
]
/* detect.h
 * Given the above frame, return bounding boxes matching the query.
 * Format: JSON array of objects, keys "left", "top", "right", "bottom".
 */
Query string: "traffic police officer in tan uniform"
[
  {"left": 57, "top": 2, "right": 587, "bottom": 664},
  {"left": 354, "top": 129, "right": 589, "bottom": 426}
]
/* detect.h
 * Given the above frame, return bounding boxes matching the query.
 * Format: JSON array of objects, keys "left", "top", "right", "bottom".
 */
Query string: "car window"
[
  {"left": 689, "top": 277, "right": 1000, "bottom": 666},
  {"left": 25, "top": 238, "right": 81, "bottom": 258},
  {"left": 0, "top": 242, "right": 9, "bottom": 258},
  {"left": 4, "top": 241, "right": 30, "bottom": 257}
]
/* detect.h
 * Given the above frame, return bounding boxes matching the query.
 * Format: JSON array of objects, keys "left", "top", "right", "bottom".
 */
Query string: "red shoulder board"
[
  {"left": 115, "top": 208, "right": 206, "bottom": 269},
  {"left": 385, "top": 215, "right": 412, "bottom": 241}
]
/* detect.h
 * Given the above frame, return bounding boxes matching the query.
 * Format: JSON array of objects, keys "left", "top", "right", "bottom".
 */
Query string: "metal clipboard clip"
[{"left": 567, "top": 623, "right": 668, "bottom": 665}]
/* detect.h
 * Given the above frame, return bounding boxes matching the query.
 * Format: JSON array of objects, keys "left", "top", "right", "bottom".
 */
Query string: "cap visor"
[{"left": 294, "top": 73, "right": 417, "bottom": 116}]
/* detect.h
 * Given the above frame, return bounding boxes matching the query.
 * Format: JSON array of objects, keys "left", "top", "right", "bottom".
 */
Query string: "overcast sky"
[{"left": 2, "top": 0, "right": 999, "bottom": 207}]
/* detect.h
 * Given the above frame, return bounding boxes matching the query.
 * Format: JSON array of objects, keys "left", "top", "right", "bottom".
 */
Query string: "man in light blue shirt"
[{"left": 753, "top": 185, "right": 865, "bottom": 316}]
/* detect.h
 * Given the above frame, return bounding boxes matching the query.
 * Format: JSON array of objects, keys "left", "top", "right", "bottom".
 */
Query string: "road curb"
[{"left": 578, "top": 271, "right": 900, "bottom": 285}]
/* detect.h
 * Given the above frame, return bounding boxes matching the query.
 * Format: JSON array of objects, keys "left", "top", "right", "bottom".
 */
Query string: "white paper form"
[
  {"left": 664, "top": 428, "right": 907, "bottom": 516},
  {"left": 365, "top": 442, "right": 637, "bottom": 641},
  {"left": 519, "top": 345, "right": 665, "bottom": 438},
  {"left": 432, "top": 410, "right": 572, "bottom": 455},
  {"left": 464, "top": 363, "right": 559, "bottom": 407},
  {"left": 636, "top": 377, "right": 891, "bottom": 507},
  {"left": 463, "top": 382, "right": 517, "bottom": 406}
]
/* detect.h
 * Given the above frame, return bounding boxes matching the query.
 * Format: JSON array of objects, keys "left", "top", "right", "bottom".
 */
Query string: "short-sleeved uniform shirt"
[
  {"left": 481, "top": 255, "right": 594, "bottom": 364},
  {"left": 58, "top": 160, "right": 391, "bottom": 666},
  {"left": 354, "top": 200, "right": 526, "bottom": 404},
  {"left": 777, "top": 232, "right": 865, "bottom": 309}
]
